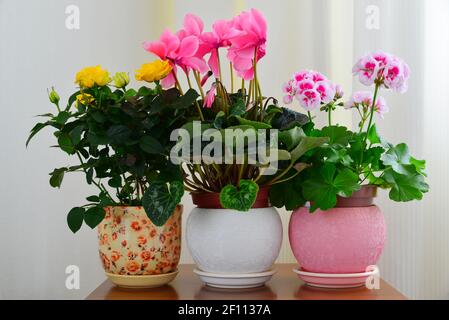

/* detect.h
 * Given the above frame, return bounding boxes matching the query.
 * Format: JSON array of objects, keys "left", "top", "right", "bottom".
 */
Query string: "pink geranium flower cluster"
[
  {"left": 143, "top": 9, "right": 267, "bottom": 88},
  {"left": 345, "top": 91, "right": 389, "bottom": 118},
  {"left": 282, "top": 70, "right": 342, "bottom": 111},
  {"left": 352, "top": 51, "right": 410, "bottom": 93}
]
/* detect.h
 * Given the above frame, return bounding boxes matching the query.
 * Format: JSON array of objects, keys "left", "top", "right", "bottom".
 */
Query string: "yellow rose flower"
[
  {"left": 76, "top": 93, "right": 95, "bottom": 107},
  {"left": 135, "top": 60, "right": 172, "bottom": 83},
  {"left": 112, "top": 72, "right": 130, "bottom": 88},
  {"left": 75, "top": 66, "right": 111, "bottom": 88}
]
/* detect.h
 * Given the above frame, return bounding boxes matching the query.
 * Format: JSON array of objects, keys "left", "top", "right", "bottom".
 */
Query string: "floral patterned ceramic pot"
[
  {"left": 98, "top": 205, "right": 182, "bottom": 288},
  {"left": 289, "top": 185, "right": 386, "bottom": 274}
]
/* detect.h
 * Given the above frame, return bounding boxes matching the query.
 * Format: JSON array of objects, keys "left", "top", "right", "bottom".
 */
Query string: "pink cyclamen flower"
[
  {"left": 227, "top": 9, "right": 267, "bottom": 80},
  {"left": 346, "top": 91, "right": 389, "bottom": 118},
  {"left": 203, "top": 83, "right": 216, "bottom": 108},
  {"left": 201, "top": 20, "right": 243, "bottom": 77},
  {"left": 353, "top": 51, "right": 410, "bottom": 93},
  {"left": 143, "top": 14, "right": 208, "bottom": 88}
]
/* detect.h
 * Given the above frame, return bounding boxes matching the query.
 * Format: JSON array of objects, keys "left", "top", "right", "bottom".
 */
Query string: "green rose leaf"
[
  {"left": 107, "top": 125, "right": 132, "bottom": 144},
  {"left": 49, "top": 167, "right": 67, "bottom": 188},
  {"left": 142, "top": 180, "right": 184, "bottom": 226},
  {"left": 169, "top": 88, "right": 199, "bottom": 109},
  {"left": 26, "top": 122, "right": 51, "bottom": 147},
  {"left": 84, "top": 206, "right": 105, "bottom": 229},
  {"left": 58, "top": 133, "right": 75, "bottom": 154},
  {"left": 54, "top": 111, "right": 71, "bottom": 125},
  {"left": 219, "top": 180, "right": 259, "bottom": 211},
  {"left": 139, "top": 136, "right": 164, "bottom": 154},
  {"left": 108, "top": 176, "right": 122, "bottom": 188},
  {"left": 67, "top": 207, "right": 85, "bottom": 233},
  {"left": 383, "top": 165, "right": 429, "bottom": 202},
  {"left": 303, "top": 163, "right": 360, "bottom": 212}
]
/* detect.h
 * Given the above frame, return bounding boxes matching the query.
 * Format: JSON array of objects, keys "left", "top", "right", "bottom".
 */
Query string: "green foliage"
[
  {"left": 219, "top": 180, "right": 259, "bottom": 211},
  {"left": 142, "top": 180, "right": 184, "bottom": 226},
  {"left": 303, "top": 164, "right": 360, "bottom": 212},
  {"left": 28, "top": 84, "right": 191, "bottom": 232},
  {"left": 271, "top": 121, "right": 429, "bottom": 211}
]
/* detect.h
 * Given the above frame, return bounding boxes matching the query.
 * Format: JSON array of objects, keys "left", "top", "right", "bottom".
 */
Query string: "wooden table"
[{"left": 86, "top": 264, "right": 406, "bottom": 300}]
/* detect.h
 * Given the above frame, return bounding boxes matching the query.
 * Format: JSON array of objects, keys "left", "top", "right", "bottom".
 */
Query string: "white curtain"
[{"left": 0, "top": 0, "right": 448, "bottom": 299}]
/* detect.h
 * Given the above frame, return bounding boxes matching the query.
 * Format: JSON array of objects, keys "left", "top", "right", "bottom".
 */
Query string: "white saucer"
[
  {"left": 193, "top": 269, "right": 276, "bottom": 289},
  {"left": 293, "top": 267, "right": 379, "bottom": 289}
]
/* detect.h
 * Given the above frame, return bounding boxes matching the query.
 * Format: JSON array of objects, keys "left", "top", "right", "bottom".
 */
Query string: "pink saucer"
[{"left": 293, "top": 267, "right": 379, "bottom": 289}]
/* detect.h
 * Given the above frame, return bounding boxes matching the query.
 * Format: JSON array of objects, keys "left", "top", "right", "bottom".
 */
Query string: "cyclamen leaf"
[
  {"left": 219, "top": 180, "right": 259, "bottom": 211},
  {"left": 278, "top": 126, "right": 305, "bottom": 150},
  {"left": 142, "top": 181, "right": 184, "bottom": 226}
]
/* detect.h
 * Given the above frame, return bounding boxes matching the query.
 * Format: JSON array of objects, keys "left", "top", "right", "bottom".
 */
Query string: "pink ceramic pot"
[{"left": 289, "top": 186, "right": 386, "bottom": 273}]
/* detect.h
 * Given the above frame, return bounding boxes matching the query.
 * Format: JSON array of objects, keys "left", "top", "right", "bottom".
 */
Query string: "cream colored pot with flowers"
[{"left": 27, "top": 61, "right": 191, "bottom": 288}]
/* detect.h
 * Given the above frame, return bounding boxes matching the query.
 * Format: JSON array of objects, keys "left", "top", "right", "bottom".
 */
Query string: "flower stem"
[
  {"left": 307, "top": 111, "right": 313, "bottom": 123},
  {"left": 172, "top": 70, "right": 183, "bottom": 95},
  {"left": 359, "top": 83, "right": 380, "bottom": 169},
  {"left": 187, "top": 74, "right": 204, "bottom": 121},
  {"left": 328, "top": 107, "right": 332, "bottom": 126},
  {"left": 193, "top": 71, "right": 205, "bottom": 100},
  {"left": 230, "top": 62, "right": 234, "bottom": 94},
  {"left": 217, "top": 49, "right": 223, "bottom": 84}
]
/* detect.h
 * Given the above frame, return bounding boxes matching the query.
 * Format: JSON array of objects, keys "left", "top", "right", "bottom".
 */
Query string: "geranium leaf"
[
  {"left": 381, "top": 143, "right": 410, "bottom": 174},
  {"left": 383, "top": 165, "right": 429, "bottom": 202}
]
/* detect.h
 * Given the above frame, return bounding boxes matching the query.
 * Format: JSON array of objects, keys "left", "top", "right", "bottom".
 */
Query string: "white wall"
[
  {"left": 0, "top": 0, "right": 448, "bottom": 300},
  {"left": 0, "top": 0, "right": 156, "bottom": 299}
]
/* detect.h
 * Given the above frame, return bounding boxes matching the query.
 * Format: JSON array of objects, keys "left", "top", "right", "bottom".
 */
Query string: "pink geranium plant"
[{"left": 274, "top": 51, "right": 428, "bottom": 212}]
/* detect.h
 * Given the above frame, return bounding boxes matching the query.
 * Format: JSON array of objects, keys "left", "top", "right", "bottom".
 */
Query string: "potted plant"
[
  {"left": 142, "top": 10, "right": 327, "bottom": 288},
  {"left": 275, "top": 52, "right": 429, "bottom": 288},
  {"left": 27, "top": 62, "right": 195, "bottom": 288}
]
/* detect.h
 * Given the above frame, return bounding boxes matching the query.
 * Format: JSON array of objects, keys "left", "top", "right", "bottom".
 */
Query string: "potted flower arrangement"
[
  {"left": 142, "top": 10, "right": 327, "bottom": 288},
  {"left": 27, "top": 62, "right": 196, "bottom": 288},
  {"left": 275, "top": 51, "right": 429, "bottom": 288}
]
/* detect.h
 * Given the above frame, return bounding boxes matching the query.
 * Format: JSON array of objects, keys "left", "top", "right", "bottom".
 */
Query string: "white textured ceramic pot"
[
  {"left": 186, "top": 207, "right": 283, "bottom": 273},
  {"left": 186, "top": 188, "right": 283, "bottom": 275}
]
